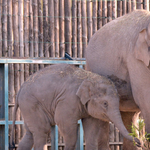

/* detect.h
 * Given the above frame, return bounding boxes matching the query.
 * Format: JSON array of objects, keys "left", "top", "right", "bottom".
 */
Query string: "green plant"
[{"left": 129, "top": 118, "right": 150, "bottom": 150}]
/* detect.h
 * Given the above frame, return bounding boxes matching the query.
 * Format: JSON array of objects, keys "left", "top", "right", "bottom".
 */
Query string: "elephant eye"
[
  {"left": 148, "top": 47, "right": 150, "bottom": 52},
  {"left": 103, "top": 101, "right": 108, "bottom": 108}
]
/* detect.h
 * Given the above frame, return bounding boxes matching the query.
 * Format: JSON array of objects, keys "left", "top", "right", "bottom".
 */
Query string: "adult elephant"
[{"left": 86, "top": 9, "right": 150, "bottom": 150}]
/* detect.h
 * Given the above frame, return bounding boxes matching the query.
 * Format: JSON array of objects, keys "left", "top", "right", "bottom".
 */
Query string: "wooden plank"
[
  {"left": 49, "top": 0, "right": 55, "bottom": 57},
  {"left": 77, "top": 0, "right": 82, "bottom": 58},
  {"left": 64, "top": 0, "right": 72, "bottom": 55},
  {"left": 59, "top": 0, "right": 65, "bottom": 57},
  {"left": 81, "top": 0, "right": 87, "bottom": 57},
  {"left": 72, "top": 0, "right": 77, "bottom": 58}
]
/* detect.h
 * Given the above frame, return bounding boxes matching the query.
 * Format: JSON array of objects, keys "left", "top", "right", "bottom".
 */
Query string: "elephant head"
[
  {"left": 133, "top": 23, "right": 150, "bottom": 66},
  {"left": 76, "top": 78, "right": 135, "bottom": 142}
]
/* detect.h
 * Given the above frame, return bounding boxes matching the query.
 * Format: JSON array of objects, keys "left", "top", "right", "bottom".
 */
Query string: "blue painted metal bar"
[
  {"left": 0, "top": 58, "right": 86, "bottom": 65},
  {"left": 4, "top": 64, "right": 9, "bottom": 150},
  {"left": 55, "top": 125, "right": 58, "bottom": 150},
  {"left": 0, "top": 120, "right": 24, "bottom": 125}
]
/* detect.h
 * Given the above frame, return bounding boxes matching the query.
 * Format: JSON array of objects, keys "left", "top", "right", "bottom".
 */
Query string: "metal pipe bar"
[
  {"left": 0, "top": 58, "right": 86, "bottom": 65},
  {"left": 4, "top": 64, "right": 8, "bottom": 150},
  {"left": 0, "top": 121, "right": 24, "bottom": 125}
]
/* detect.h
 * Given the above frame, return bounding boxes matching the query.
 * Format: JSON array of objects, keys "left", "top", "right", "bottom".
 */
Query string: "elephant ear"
[
  {"left": 76, "top": 79, "right": 93, "bottom": 105},
  {"left": 134, "top": 29, "right": 149, "bottom": 66}
]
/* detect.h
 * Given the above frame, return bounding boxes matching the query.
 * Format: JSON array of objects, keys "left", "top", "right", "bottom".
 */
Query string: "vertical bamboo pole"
[
  {"left": 49, "top": 0, "right": 55, "bottom": 57},
  {"left": 43, "top": 0, "right": 49, "bottom": 58},
  {"left": 24, "top": 0, "right": 30, "bottom": 79},
  {"left": 117, "top": 0, "right": 122, "bottom": 17},
  {"left": 107, "top": 0, "right": 112, "bottom": 22},
  {"left": 2, "top": 0, "right": 7, "bottom": 57},
  {"left": 137, "top": 0, "right": 142, "bottom": 9},
  {"left": 112, "top": 0, "right": 116, "bottom": 20},
  {"left": 87, "top": 0, "right": 92, "bottom": 42},
  {"left": 12, "top": 0, "right": 20, "bottom": 144},
  {"left": 93, "top": 0, "right": 97, "bottom": 34},
  {"left": 81, "top": 0, "right": 87, "bottom": 58},
  {"left": 131, "top": 0, "right": 136, "bottom": 10},
  {"left": 115, "top": 126, "right": 120, "bottom": 150},
  {"left": 110, "top": 123, "right": 115, "bottom": 150},
  {"left": 18, "top": 0, "right": 24, "bottom": 138},
  {"left": 102, "top": 0, "right": 106, "bottom": 25},
  {"left": 64, "top": 0, "right": 72, "bottom": 55},
  {"left": 122, "top": 0, "right": 126, "bottom": 15},
  {"left": 97, "top": 0, "right": 102, "bottom": 29},
  {"left": 143, "top": 0, "right": 147, "bottom": 9},
  {"left": 59, "top": 0, "right": 65, "bottom": 57},
  {"left": 38, "top": 0, "right": 44, "bottom": 69},
  {"left": 29, "top": 0, "right": 34, "bottom": 74},
  {"left": 127, "top": 0, "right": 131, "bottom": 13},
  {"left": 72, "top": 0, "right": 77, "bottom": 58},
  {"left": 77, "top": 0, "right": 82, "bottom": 58},
  {"left": 0, "top": 0, "right": 2, "bottom": 57},
  {"left": 54, "top": 0, "right": 59, "bottom": 57},
  {"left": 8, "top": 0, "right": 14, "bottom": 142},
  {"left": 33, "top": 0, "right": 39, "bottom": 71}
]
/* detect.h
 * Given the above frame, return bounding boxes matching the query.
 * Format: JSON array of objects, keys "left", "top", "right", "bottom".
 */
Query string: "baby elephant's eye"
[{"left": 103, "top": 101, "right": 108, "bottom": 108}]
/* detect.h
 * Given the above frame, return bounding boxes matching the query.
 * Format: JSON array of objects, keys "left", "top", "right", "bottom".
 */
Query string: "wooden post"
[
  {"left": 110, "top": 123, "right": 115, "bottom": 150},
  {"left": 0, "top": 1, "right": 2, "bottom": 57},
  {"left": 64, "top": 0, "right": 72, "bottom": 55},
  {"left": 122, "top": 0, "right": 126, "bottom": 15},
  {"left": 29, "top": 0, "right": 34, "bottom": 74},
  {"left": 43, "top": 0, "right": 49, "bottom": 58},
  {"left": 102, "top": 0, "right": 106, "bottom": 25},
  {"left": 112, "top": 0, "right": 116, "bottom": 20},
  {"left": 72, "top": 0, "right": 77, "bottom": 58},
  {"left": 92, "top": 0, "right": 97, "bottom": 34},
  {"left": 87, "top": 0, "right": 92, "bottom": 42},
  {"left": 33, "top": 0, "right": 39, "bottom": 72},
  {"left": 8, "top": 0, "right": 14, "bottom": 143},
  {"left": 117, "top": 0, "right": 122, "bottom": 17},
  {"left": 24, "top": 0, "right": 30, "bottom": 79},
  {"left": 49, "top": 0, "right": 55, "bottom": 57},
  {"left": 2, "top": 0, "right": 7, "bottom": 57},
  {"left": 107, "top": 0, "right": 112, "bottom": 23},
  {"left": 97, "top": 0, "right": 102, "bottom": 29},
  {"left": 59, "top": 0, "right": 65, "bottom": 57},
  {"left": 131, "top": 0, "right": 136, "bottom": 10},
  {"left": 77, "top": 0, "right": 82, "bottom": 58},
  {"left": 143, "top": 0, "right": 147, "bottom": 9},
  {"left": 81, "top": 0, "right": 87, "bottom": 58},
  {"left": 18, "top": 0, "right": 24, "bottom": 139},
  {"left": 115, "top": 126, "right": 120, "bottom": 150},
  {"left": 12, "top": 0, "right": 20, "bottom": 144},
  {"left": 127, "top": 0, "right": 131, "bottom": 13},
  {"left": 54, "top": 0, "right": 59, "bottom": 57},
  {"left": 136, "top": 0, "right": 142, "bottom": 9},
  {"left": 38, "top": 0, "right": 44, "bottom": 69}
]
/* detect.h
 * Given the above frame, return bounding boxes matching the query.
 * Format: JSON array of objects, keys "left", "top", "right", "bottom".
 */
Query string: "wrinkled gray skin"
[
  {"left": 11, "top": 64, "right": 135, "bottom": 150},
  {"left": 86, "top": 9, "right": 150, "bottom": 150}
]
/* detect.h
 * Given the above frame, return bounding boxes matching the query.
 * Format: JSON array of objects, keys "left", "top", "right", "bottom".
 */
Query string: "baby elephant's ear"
[{"left": 76, "top": 79, "right": 93, "bottom": 105}]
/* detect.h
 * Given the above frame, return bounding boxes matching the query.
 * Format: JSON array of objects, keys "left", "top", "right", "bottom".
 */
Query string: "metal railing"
[{"left": 0, "top": 58, "right": 86, "bottom": 150}]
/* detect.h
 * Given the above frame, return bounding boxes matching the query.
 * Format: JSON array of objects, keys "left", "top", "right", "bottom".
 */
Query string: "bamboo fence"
[{"left": 0, "top": 0, "right": 149, "bottom": 149}]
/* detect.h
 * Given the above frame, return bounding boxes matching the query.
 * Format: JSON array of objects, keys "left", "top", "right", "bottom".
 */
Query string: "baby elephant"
[{"left": 11, "top": 64, "right": 135, "bottom": 150}]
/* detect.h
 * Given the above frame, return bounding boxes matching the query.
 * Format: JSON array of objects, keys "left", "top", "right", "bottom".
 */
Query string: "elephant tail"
[{"left": 9, "top": 89, "right": 20, "bottom": 150}]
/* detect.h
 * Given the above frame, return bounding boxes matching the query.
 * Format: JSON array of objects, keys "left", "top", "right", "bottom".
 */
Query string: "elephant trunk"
[{"left": 108, "top": 110, "right": 133, "bottom": 141}]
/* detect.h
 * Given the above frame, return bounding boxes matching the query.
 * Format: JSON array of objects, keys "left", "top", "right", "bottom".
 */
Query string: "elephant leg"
[
  {"left": 121, "top": 112, "right": 140, "bottom": 150},
  {"left": 17, "top": 124, "right": 33, "bottom": 150},
  {"left": 33, "top": 132, "right": 48, "bottom": 150},
  {"left": 82, "top": 117, "right": 110, "bottom": 150},
  {"left": 55, "top": 106, "right": 78, "bottom": 150},
  {"left": 98, "top": 121, "right": 110, "bottom": 150}
]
